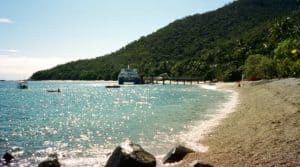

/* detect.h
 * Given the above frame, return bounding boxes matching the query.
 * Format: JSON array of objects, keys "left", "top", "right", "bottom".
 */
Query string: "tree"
[
  {"left": 274, "top": 38, "right": 300, "bottom": 77},
  {"left": 244, "top": 54, "right": 275, "bottom": 80},
  {"left": 274, "top": 38, "right": 300, "bottom": 59}
]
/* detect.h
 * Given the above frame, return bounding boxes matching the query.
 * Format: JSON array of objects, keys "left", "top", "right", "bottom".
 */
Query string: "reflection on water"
[{"left": 0, "top": 81, "right": 228, "bottom": 166}]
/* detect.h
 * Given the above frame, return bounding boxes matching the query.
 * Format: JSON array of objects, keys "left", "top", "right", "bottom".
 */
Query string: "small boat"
[
  {"left": 17, "top": 80, "right": 28, "bottom": 89},
  {"left": 105, "top": 85, "right": 120, "bottom": 88},
  {"left": 47, "top": 89, "right": 61, "bottom": 93}
]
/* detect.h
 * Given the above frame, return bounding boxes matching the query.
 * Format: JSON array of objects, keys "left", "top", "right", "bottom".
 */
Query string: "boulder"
[
  {"left": 190, "top": 160, "right": 214, "bottom": 167},
  {"left": 105, "top": 141, "right": 156, "bottom": 167},
  {"left": 38, "top": 159, "right": 60, "bottom": 167},
  {"left": 2, "top": 152, "right": 14, "bottom": 163},
  {"left": 38, "top": 154, "right": 61, "bottom": 167},
  {"left": 163, "top": 145, "right": 194, "bottom": 164}
]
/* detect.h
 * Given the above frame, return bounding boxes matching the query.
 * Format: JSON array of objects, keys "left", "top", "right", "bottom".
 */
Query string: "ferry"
[{"left": 118, "top": 66, "right": 141, "bottom": 85}]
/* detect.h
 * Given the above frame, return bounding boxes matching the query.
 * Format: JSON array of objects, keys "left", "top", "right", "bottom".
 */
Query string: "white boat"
[
  {"left": 118, "top": 66, "right": 141, "bottom": 85},
  {"left": 17, "top": 80, "right": 28, "bottom": 89}
]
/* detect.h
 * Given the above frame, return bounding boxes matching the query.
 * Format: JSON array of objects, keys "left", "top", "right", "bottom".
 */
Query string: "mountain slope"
[{"left": 31, "top": 0, "right": 300, "bottom": 81}]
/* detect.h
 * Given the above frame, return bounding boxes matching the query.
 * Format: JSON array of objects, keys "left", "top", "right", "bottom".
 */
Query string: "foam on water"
[
  {"left": 178, "top": 88, "right": 238, "bottom": 152},
  {"left": 155, "top": 85, "right": 238, "bottom": 166},
  {"left": 199, "top": 83, "right": 217, "bottom": 90}
]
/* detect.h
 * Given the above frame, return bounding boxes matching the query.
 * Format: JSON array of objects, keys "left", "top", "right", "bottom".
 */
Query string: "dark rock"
[
  {"left": 38, "top": 159, "right": 60, "bottom": 167},
  {"left": 190, "top": 160, "right": 214, "bottom": 167},
  {"left": 2, "top": 152, "right": 14, "bottom": 163},
  {"left": 105, "top": 141, "right": 156, "bottom": 167},
  {"left": 163, "top": 145, "right": 194, "bottom": 164},
  {"left": 38, "top": 154, "right": 61, "bottom": 167}
]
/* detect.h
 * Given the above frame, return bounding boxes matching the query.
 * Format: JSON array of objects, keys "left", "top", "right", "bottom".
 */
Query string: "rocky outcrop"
[
  {"left": 38, "top": 154, "right": 61, "bottom": 167},
  {"left": 163, "top": 145, "right": 194, "bottom": 163},
  {"left": 38, "top": 159, "right": 60, "bottom": 167},
  {"left": 2, "top": 152, "right": 14, "bottom": 163},
  {"left": 190, "top": 160, "right": 214, "bottom": 167},
  {"left": 105, "top": 141, "right": 156, "bottom": 167}
]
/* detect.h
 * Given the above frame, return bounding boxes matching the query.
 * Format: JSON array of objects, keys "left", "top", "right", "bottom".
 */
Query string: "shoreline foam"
[
  {"left": 156, "top": 83, "right": 239, "bottom": 167},
  {"left": 178, "top": 84, "right": 238, "bottom": 152}
]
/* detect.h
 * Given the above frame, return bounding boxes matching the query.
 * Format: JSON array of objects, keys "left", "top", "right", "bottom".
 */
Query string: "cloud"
[
  {"left": 0, "top": 49, "right": 20, "bottom": 57},
  {"left": 0, "top": 17, "right": 13, "bottom": 24},
  {"left": 0, "top": 49, "right": 19, "bottom": 54},
  {"left": 0, "top": 56, "right": 70, "bottom": 80}
]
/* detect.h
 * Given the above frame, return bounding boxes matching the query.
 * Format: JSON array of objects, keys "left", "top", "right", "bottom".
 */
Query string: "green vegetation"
[
  {"left": 30, "top": 0, "right": 300, "bottom": 81},
  {"left": 245, "top": 31, "right": 300, "bottom": 80},
  {"left": 274, "top": 38, "right": 300, "bottom": 78},
  {"left": 244, "top": 55, "right": 275, "bottom": 80}
]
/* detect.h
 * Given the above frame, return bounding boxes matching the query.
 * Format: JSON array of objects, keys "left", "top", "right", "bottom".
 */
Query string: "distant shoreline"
[{"left": 175, "top": 78, "right": 300, "bottom": 167}]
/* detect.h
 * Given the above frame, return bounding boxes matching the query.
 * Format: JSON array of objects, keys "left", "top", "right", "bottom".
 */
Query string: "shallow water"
[{"left": 0, "top": 81, "right": 229, "bottom": 166}]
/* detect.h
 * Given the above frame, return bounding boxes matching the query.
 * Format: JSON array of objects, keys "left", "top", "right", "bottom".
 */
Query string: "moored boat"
[
  {"left": 105, "top": 85, "right": 120, "bottom": 88},
  {"left": 118, "top": 66, "right": 142, "bottom": 85},
  {"left": 17, "top": 80, "right": 28, "bottom": 89},
  {"left": 47, "top": 89, "right": 61, "bottom": 93}
]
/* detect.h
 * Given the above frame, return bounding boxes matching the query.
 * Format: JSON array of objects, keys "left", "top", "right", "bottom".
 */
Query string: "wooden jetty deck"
[{"left": 143, "top": 77, "right": 204, "bottom": 85}]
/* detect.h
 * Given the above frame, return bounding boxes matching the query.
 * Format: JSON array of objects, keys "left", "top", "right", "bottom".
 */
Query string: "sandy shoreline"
[
  {"left": 177, "top": 84, "right": 239, "bottom": 152},
  {"left": 174, "top": 78, "right": 300, "bottom": 167}
]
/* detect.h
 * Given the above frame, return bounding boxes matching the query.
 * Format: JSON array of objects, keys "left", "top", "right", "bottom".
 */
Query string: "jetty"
[{"left": 143, "top": 77, "right": 204, "bottom": 85}]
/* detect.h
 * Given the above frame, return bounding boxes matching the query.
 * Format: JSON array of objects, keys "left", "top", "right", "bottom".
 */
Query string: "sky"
[{"left": 0, "top": 0, "right": 233, "bottom": 80}]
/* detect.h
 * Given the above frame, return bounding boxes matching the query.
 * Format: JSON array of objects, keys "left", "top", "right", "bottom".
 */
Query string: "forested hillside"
[{"left": 31, "top": 0, "right": 300, "bottom": 81}]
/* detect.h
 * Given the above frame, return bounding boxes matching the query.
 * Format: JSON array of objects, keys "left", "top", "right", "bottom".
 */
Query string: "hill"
[{"left": 30, "top": 0, "right": 300, "bottom": 81}]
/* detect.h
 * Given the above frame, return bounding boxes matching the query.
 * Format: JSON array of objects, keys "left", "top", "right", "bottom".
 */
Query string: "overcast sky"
[{"left": 0, "top": 0, "right": 233, "bottom": 80}]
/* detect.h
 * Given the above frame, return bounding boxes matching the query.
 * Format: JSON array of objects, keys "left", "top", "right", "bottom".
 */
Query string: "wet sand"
[{"left": 176, "top": 78, "right": 300, "bottom": 167}]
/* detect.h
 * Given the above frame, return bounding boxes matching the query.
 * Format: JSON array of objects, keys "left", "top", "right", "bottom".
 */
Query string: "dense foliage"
[
  {"left": 244, "top": 18, "right": 300, "bottom": 80},
  {"left": 244, "top": 55, "right": 275, "bottom": 80},
  {"left": 30, "top": 0, "right": 300, "bottom": 81}
]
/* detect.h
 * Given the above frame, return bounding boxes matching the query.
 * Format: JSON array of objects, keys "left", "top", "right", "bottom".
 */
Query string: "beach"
[{"left": 176, "top": 78, "right": 300, "bottom": 167}]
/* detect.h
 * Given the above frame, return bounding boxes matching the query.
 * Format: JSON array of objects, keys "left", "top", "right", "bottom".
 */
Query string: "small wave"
[
  {"left": 12, "top": 146, "right": 113, "bottom": 167},
  {"left": 199, "top": 84, "right": 217, "bottom": 90},
  {"left": 176, "top": 89, "right": 239, "bottom": 152}
]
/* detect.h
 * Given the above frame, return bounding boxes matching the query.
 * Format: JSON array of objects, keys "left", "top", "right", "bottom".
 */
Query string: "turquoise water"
[{"left": 0, "top": 81, "right": 228, "bottom": 166}]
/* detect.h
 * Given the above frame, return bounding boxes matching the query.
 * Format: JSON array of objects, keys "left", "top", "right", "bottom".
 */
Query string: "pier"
[{"left": 143, "top": 77, "right": 204, "bottom": 85}]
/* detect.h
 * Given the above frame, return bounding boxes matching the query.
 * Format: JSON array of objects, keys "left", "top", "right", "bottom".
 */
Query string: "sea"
[{"left": 0, "top": 81, "right": 235, "bottom": 166}]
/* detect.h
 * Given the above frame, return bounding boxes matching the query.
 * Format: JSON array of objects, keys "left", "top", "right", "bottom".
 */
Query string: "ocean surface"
[{"left": 0, "top": 81, "right": 230, "bottom": 166}]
